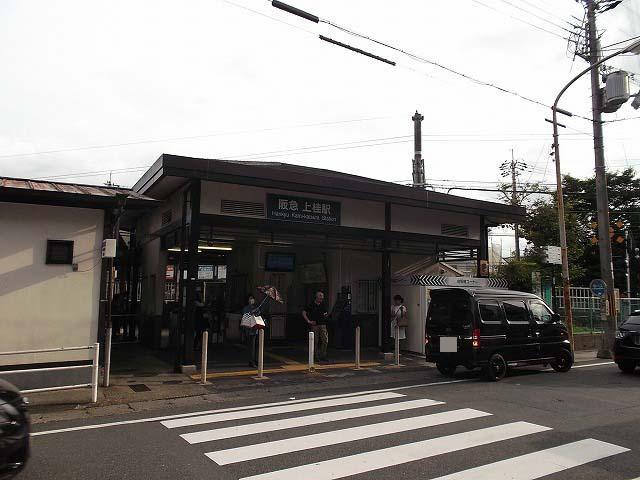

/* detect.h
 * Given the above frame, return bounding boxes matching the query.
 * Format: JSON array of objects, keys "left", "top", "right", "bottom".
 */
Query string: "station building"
[{"left": 132, "top": 154, "right": 524, "bottom": 370}]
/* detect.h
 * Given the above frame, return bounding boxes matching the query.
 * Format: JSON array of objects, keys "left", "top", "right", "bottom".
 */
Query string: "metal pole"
[
  {"left": 200, "top": 330, "right": 209, "bottom": 384},
  {"left": 394, "top": 324, "right": 400, "bottom": 366},
  {"left": 355, "top": 326, "right": 361, "bottom": 370},
  {"left": 258, "top": 329, "right": 265, "bottom": 378},
  {"left": 91, "top": 342, "right": 100, "bottom": 403},
  {"left": 103, "top": 325, "right": 112, "bottom": 387},
  {"left": 308, "top": 331, "right": 315, "bottom": 371},
  {"left": 586, "top": 1, "right": 616, "bottom": 358}
]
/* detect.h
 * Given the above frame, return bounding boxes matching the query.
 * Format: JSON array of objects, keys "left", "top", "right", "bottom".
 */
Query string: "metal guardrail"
[{"left": 0, "top": 343, "right": 100, "bottom": 403}]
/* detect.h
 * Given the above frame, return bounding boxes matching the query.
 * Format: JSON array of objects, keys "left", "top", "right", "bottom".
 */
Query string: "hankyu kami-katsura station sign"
[{"left": 266, "top": 194, "right": 341, "bottom": 225}]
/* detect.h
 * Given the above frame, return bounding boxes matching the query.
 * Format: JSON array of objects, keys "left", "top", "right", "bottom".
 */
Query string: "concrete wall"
[
  {"left": 0, "top": 202, "right": 104, "bottom": 366},
  {"left": 391, "top": 204, "right": 480, "bottom": 239}
]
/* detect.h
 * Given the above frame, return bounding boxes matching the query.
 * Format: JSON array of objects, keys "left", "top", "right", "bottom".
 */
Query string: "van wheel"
[
  {"left": 436, "top": 362, "right": 456, "bottom": 377},
  {"left": 618, "top": 360, "right": 636, "bottom": 374},
  {"left": 485, "top": 354, "right": 507, "bottom": 381},
  {"left": 550, "top": 349, "right": 573, "bottom": 373}
]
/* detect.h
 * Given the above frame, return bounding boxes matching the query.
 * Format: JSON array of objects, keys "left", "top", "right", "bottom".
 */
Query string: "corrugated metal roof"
[{"left": 0, "top": 176, "right": 156, "bottom": 202}]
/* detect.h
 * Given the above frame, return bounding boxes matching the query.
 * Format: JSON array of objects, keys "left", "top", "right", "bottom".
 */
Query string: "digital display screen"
[{"left": 265, "top": 253, "right": 296, "bottom": 272}]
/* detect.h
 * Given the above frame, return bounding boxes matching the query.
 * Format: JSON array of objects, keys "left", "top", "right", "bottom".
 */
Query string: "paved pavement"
[{"left": 22, "top": 359, "right": 640, "bottom": 479}]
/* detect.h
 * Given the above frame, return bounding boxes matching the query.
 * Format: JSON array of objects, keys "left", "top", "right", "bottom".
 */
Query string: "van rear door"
[{"left": 427, "top": 290, "right": 474, "bottom": 351}]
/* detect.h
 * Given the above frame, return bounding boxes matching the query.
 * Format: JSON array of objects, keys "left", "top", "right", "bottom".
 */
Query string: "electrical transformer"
[{"left": 603, "top": 71, "right": 630, "bottom": 113}]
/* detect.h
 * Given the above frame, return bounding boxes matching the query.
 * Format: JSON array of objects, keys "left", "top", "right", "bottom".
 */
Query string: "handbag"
[
  {"left": 396, "top": 306, "right": 409, "bottom": 328},
  {"left": 241, "top": 313, "right": 256, "bottom": 329}
]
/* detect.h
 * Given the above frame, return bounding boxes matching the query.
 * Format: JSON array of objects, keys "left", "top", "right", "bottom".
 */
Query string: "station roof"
[
  {"left": 0, "top": 176, "right": 158, "bottom": 210},
  {"left": 134, "top": 154, "right": 525, "bottom": 224}
]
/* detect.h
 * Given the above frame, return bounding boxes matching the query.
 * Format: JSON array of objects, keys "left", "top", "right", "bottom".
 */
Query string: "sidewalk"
[
  {"left": 24, "top": 341, "right": 429, "bottom": 423},
  {"left": 24, "top": 348, "right": 602, "bottom": 425}
]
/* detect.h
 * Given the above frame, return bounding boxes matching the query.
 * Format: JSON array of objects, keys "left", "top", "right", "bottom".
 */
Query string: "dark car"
[
  {"left": 425, "top": 288, "right": 573, "bottom": 381},
  {"left": 614, "top": 310, "right": 640, "bottom": 373},
  {"left": 0, "top": 379, "right": 29, "bottom": 479}
]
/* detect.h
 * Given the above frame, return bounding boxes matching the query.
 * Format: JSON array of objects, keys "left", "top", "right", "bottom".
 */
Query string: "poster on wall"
[
  {"left": 198, "top": 265, "right": 215, "bottom": 280},
  {"left": 266, "top": 194, "right": 340, "bottom": 225}
]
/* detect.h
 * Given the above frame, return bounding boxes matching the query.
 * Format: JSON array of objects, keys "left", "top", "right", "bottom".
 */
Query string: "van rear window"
[{"left": 429, "top": 292, "right": 474, "bottom": 328}]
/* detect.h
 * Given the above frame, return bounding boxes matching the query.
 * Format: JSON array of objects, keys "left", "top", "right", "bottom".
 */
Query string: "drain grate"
[{"left": 129, "top": 384, "right": 151, "bottom": 392}]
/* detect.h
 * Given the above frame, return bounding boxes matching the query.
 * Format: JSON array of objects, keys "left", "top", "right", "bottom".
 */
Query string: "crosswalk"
[{"left": 159, "top": 390, "right": 630, "bottom": 479}]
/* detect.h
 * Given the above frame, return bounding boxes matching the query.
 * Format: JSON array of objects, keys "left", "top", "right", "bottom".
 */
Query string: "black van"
[{"left": 425, "top": 288, "right": 573, "bottom": 381}]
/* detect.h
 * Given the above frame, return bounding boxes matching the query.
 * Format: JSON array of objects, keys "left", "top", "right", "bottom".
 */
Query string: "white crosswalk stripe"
[
  {"left": 159, "top": 391, "right": 630, "bottom": 480},
  {"left": 181, "top": 397, "right": 443, "bottom": 444},
  {"left": 239, "top": 422, "right": 550, "bottom": 480},
  {"left": 429, "top": 439, "right": 630, "bottom": 479},
  {"left": 161, "top": 391, "right": 404, "bottom": 429},
  {"left": 206, "top": 408, "right": 491, "bottom": 465}
]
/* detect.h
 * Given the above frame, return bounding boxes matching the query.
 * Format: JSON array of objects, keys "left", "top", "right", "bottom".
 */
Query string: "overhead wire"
[
  {"left": 495, "top": 0, "right": 576, "bottom": 35},
  {"left": 470, "top": 0, "right": 570, "bottom": 40}
]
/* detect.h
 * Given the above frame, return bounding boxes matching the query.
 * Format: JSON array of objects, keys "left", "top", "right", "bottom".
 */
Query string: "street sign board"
[
  {"left": 590, "top": 278, "right": 607, "bottom": 297},
  {"left": 266, "top": 194, "right": 341, "bottom": 225},
  {"left": 542, "top": 245, "right": 562, "bottom": 265}
]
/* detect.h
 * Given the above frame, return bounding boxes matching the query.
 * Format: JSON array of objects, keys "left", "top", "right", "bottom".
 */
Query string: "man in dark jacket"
[{"left": 302, "top": 291, "right": 329, "bottom": 361}]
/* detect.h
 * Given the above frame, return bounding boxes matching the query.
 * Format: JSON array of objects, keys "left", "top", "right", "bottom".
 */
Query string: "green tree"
[
  {"left": 495, "top": 260, "right": 538, "bottom": 292},
  {"left": 519, "top": 197, "right": 589, "bottom": 283}
]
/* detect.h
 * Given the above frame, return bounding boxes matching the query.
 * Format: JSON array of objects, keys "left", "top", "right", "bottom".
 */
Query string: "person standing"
[
  {"left": 242, "top": 294, "right": 260, "bottom": 367},
  {"left": 303, "top": 291, "right": 329, "bottom": 362},
  {"left": 391, "top": 294, "right": 407, "bottom": 341}
]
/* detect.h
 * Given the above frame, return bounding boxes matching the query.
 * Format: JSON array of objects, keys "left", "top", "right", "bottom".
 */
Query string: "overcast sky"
[{"left": 1, "top": 0, "right": 639, "bottom": 252}]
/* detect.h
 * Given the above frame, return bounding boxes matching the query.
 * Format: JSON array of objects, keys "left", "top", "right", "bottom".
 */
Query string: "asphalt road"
[{"left": 22, "top": 361, "right": 640, "bottom": 480}]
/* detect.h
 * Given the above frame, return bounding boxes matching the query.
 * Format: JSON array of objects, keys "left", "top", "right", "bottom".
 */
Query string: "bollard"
[
  {"left": 91, "top": 342, "right": 100, "bottom": 403},
  {"left": 394, "top": 324, "right": 400, "bottom": 366},
  {"left": 257, "top": 329, "right": 265, "bottom": 378},
  {"left": 201, "top": 330, "right": 209, "bottom": 384},
  {"left": 354, "top": 326, "right": 361, "bottom": 370},
  {"left": 103, "top": 326, "right": 112, "bottom": 387},
  {"left": 308, "top": 331, "right": 315, "bottom": 371}
]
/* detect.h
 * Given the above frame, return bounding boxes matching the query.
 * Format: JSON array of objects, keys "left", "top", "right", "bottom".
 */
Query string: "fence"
[
  {"left": 554, "top": 286, "right": 640, "bottom": 332},
  {"left": 0, "top": 344, "right": 100, "bottom": 403}
]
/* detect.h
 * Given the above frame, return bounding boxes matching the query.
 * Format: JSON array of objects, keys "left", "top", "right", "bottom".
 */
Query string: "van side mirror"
[{"left": 551, "top": 313, "right": 561, "bottom": 323}]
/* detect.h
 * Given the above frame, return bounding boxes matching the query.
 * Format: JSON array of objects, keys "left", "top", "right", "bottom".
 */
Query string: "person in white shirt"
[{"left": 391, "top": 294, "right": 407, "bottom": 340}]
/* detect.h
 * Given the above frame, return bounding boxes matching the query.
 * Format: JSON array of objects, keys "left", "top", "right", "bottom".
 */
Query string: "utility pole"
[
  {"left": 412, "top": 110, "right": 425, "bottom": 187},
  {"left": 625, "top": 228, "right": 631, "bottom": 297},
  {"left": 500, "top": 150, "right": 526, "bottom": 260},
  {"left": 586, "top": 0, "right": 616, "bottom": 358},
  {"left": 510, "top": 149, "right": 520, "bottom": 260}
]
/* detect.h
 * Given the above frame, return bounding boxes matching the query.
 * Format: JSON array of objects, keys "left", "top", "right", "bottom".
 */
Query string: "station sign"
[{"left": 266, "top": 194, "right": 341, "bottom": 225}]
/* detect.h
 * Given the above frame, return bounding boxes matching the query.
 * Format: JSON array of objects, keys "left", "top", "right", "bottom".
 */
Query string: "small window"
[
  {"left": 46, "top": 240, "right": 74, "bottom": 265},
  {"left": 503, "top": 300, "right": 528, "bottom": 323},
  {"left": 356, "top": 279, "right": 378, "bottom": 314},
  {"left": 479, "top": 301, "right": 503, "bottom": 324},
  {"left": 529, "top": 300, "right": 553, "bottom": 323}
]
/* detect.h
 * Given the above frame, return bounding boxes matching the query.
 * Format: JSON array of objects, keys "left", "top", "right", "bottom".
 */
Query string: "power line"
[
  {"left": 495, "top": 0, "right": 576, "bottom": 35},
  {"left": 0, "top": 115, "right": 396, "bottom": 159},
  {"left": 519, "top": 0, "right": 576, "bottom": 26},
  {"left": 470, "top": 0, "right": 570, "bottom": 40},
  {"left": 261, "top": 1, "right": 597, "bottom": 123}
]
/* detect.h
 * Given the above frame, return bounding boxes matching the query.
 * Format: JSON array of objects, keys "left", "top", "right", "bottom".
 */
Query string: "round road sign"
[{"left": 590, "top": 279, "right": 607, "bottom": 297}]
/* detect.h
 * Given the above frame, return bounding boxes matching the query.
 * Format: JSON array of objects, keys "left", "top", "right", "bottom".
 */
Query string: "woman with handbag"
[
  {"left": 241, "top": 294, "right": 261, "bottom": 367},
  {"left": 391, "top": 294, "right": 408, "bottom": 341}
]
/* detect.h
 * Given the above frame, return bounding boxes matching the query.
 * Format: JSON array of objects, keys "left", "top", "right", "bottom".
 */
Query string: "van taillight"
[{"left": 472, "top": 329, "right": 481, "bottom": 348}]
